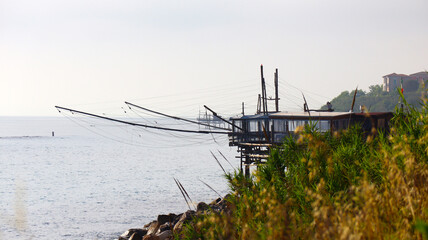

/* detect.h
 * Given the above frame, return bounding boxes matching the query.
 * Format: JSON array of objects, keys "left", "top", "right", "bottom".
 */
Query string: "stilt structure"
[{"left": 228, "top": 65, "right": 393, "bottom": 177}]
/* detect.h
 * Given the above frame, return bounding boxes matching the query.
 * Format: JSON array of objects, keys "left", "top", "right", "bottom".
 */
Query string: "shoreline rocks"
[{"left": 118, "top": 195, "right": 230, "bottom": 240}]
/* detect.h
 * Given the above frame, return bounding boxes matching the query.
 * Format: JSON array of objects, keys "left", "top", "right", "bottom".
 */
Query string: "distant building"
[
  {"left": 383, "top": 73, "right": 408, "bottom": 92},
  {"left": 383, "top": 71, "right": 428, "bottom": 92}
]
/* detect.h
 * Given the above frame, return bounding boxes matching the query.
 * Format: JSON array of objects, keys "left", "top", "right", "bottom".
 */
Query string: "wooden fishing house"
[{"left": 227, "top": 65, "right": 393, "bottom": 176}]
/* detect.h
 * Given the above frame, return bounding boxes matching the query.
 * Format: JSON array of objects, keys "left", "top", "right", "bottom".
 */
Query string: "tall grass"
[{"left": 182, "top": 92, "right": 428, "bottom": 239}]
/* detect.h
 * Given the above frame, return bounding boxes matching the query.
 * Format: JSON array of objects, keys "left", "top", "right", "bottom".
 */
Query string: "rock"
[
  {"left": 196, "top": 202, "right": 210, "bottom": 213},
  {"left": 168, "top": 213, "right": 177, "bottom": 222},
  {"left": 156, "top": 230, "right": 172, "bottom": 240},
  {"left": 206, "top": 195, "right": 232, "bottom": 213},
  {"left": 210, "top": 197, "right": 222, "bottom": 206},
  {"left": 119, "top": 195, "right": 232, "bottom": 240},
  {"left": 157, "top": 214, "right": 173, "bottom": 225},
  {"left": 172, "top": 213, "right": 183, "bottom": 225},
  {"left": 209, "top": 197, "right": 224, "bottom": 212},
  {"left": 159, "top": 223, "right": 171, "bottom": 232},
  {"left": 119, "top": 228, "right": 148, "bottom": 240},
  {"left": 144, "top": 221, "right": 155, "bottom": 228},
  {"left": 173, "top": 210, "right": 196, "bottom": 235},
  {"left": 209, "top": 203, "right": 221, "bottom": 213},
  {"left": 129, "top": 232, "right": 144, "bottom": 240},
  {"left": 146, "top": 221, "right": 160, "bottom": 235},
  {"left": 142, "top": 234, "right": 160, "bottom": 240},
  {"left": 119, "top": 231, "right": 130, "bottom": 240}
]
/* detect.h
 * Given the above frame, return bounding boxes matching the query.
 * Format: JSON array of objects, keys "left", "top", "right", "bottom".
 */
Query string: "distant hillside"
[{"left": 321, "top": 84, "right": 426, "bottom": 112}]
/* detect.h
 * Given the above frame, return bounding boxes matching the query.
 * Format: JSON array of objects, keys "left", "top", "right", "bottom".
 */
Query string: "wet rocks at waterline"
[{"left": 118, "top": 195, "right": 230, "bottom": 240}]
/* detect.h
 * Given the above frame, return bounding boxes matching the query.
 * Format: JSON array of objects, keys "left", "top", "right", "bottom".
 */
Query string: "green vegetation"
[
  {"left": 181, "top": 92, "right": 428, "bottom": 239},
  {"left": 321, "top": 82, "right": 426, "bottom": 112}
]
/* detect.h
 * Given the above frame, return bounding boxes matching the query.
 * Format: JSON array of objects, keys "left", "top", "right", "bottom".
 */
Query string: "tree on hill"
[
  {"left": 368, "top": 85, "right": 384, "bottom": 97},
  {"left": 403, "top": 80, "right": 420, "bottom": 92},
  {"left": 321, "top": 83, "right": 425, "bottom": 112}
]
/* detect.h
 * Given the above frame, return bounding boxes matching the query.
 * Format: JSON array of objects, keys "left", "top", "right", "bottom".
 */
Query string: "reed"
[{"left": 181, "top": 90, "right": 428, "bottom": 239}]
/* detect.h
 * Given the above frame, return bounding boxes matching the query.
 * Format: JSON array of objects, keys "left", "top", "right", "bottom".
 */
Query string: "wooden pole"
[
  {"left": 350, "top": 86, "right": 358, "bottom": 112},
  {"left": 260, "top": 65, "right": 268, "bottom": 115},
  {"left": 245, "top": 147, "right": 250, "bottom": 177},
  {"left": 275, "top": 68, "right": 279, "bottom": 112},
  {"left": 242, "top": 102, "right": 245, "bottom": 116},
  {"left": 264, "top": 79, "right": 268, "bottom": 115},
  {"left": 203, "top": 105, "right": 244, "bottom": 131},
  {"left": 55, "top": 106, "right": 229, "bottom": 134},
  {"left": 126, "top": 101, "right": 230, "bottom": 131}
]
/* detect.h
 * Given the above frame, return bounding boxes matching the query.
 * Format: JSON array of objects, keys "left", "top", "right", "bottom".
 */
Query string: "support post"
[
  {"left": 260, "top": 65, "right": 267, "bottom": 115},
  {"left": 240, "top": 147, "right": 243, "bottom": 173},
  {"left": 275, "top": 68, "right": 279, "bottom": 112},
  {"left": 242, "top": 102, "right": 245, "bottom": 116},
  {"left": 245, "top": 146, "right": 250, "bottom": 177}
]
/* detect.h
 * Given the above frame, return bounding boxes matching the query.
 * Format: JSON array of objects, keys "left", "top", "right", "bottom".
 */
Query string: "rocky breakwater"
[{"left": 118, "top": 195, "right": 230, "bottom": 240}]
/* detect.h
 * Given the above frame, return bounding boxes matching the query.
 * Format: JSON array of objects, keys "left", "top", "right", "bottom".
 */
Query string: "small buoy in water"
[{"left": 52, "top": 131, "right": 55, "bottom": 137}]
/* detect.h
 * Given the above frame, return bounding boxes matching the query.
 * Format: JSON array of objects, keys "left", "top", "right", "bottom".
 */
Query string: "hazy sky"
[{"left": 1, "top": 0, "right": 427, "bottom": 116}]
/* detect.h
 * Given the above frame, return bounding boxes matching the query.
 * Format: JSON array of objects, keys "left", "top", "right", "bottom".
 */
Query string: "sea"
[{"left": 0, "top": 116, "right": 236, "bottom": 240}]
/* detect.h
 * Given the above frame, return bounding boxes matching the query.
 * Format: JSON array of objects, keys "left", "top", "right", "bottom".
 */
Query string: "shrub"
[{"left": 184, "top": 92, "right": 428, "bottom": 239}]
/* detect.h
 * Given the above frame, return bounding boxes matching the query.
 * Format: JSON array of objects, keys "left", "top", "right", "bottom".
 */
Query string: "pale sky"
[{"left": 1, "top": 0, "right": 427, "bottom": 116}]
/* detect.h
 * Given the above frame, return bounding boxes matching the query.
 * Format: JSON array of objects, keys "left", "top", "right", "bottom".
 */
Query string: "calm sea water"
[{"left": 0, "top": 117, "right": 236, "bottom": 239}]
